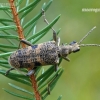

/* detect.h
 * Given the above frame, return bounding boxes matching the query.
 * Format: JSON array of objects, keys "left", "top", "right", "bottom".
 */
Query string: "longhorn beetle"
[{"left": 5, "top": 9, "right": 100, "bottom": 76}]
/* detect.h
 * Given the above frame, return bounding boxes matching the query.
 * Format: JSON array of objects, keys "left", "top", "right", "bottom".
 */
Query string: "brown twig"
[{"left": 8, "top": 0, "right": 41, "bottom": 100}]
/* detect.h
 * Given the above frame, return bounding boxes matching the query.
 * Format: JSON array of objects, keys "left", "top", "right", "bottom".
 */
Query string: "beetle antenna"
[
  {"left": 80, "top": 44, "right": 100, "bottom": 47},
  {"left": 79, "top": 26, "right": 100, "bottom": 47},
  {"left": 78, "top": 26, "right": 96, "bottom": 44}
]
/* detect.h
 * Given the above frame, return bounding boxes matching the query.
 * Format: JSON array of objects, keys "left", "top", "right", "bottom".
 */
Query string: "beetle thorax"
[{"left": 59, "top": 45, "right": 72, "bottom": 57}]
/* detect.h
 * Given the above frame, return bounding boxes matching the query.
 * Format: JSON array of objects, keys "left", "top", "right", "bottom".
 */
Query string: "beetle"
[{"left": 5, "top": 9, "right": 100, "bottom": 76}]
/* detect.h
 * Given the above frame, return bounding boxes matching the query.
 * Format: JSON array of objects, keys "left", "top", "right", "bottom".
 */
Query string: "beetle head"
[{"left": 69, "top": 41, "right": 80, "bottom": 53}]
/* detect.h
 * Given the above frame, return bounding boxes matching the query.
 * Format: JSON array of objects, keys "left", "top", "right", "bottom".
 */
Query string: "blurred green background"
[{"left": 0, "top": 0, "right": 100, "bottom": 100}]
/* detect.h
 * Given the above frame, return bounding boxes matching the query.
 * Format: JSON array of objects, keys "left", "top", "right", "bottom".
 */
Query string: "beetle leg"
[
  {"left": 47, "top": 84, "right": 50, "bottom": 95},
  {"left": 18, "top": 39, "right": 33, "bottom": 49},
  {"left": 54, "top": 64, "right": 58, "bottom": 71},
  {"left": 5, "top": 67, "right": 15, "bottom": 75},
  {"left": 46, "top": 57, "right": 59, "bottom": 94},
  {"left": 54, "top": 57, "right": 59, "bottom": 71},
  {"left": 57, "top": 37, "right": 60, "bottom": 46},
  {"left": 62, "top": 57, "right": 70, "bottom": 62},
  {"left": 47, "top": 74, "right": 58, "bottom": 94},
  {"left": 20, "top": 39, "right": 33, "bottom": 46},
  {"left": 41, "top": 9, "right": 58, "bottom": 43}
]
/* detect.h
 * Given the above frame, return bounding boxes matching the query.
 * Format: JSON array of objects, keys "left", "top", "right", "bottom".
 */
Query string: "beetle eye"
[{"left": 69, "top": 41, "right": 76, "bottom": 45}]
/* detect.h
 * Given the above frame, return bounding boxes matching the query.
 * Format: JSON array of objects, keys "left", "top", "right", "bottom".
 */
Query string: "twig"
[{"left": 8, "top": 0, "right": 41, "bottom": 100}]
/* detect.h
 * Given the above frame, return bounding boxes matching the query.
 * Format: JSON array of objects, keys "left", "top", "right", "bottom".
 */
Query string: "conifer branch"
[{"left": 8, "top": 0, "right": 41, "bottom": 100}]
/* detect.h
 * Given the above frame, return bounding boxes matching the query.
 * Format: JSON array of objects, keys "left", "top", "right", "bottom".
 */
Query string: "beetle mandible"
[{"left": 5, "top": 9, "right": 100, "bottom": 76}]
